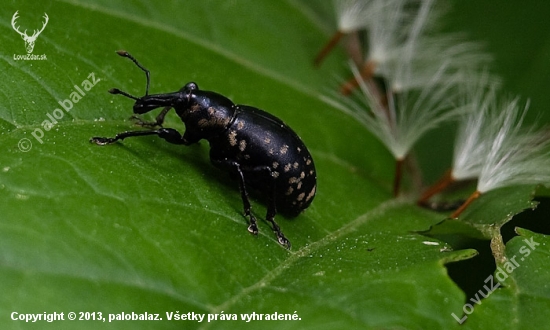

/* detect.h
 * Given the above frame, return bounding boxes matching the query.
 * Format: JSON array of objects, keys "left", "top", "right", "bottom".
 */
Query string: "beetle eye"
[{"left": 183, "top": 82, "right": 198, "bottom": 91}]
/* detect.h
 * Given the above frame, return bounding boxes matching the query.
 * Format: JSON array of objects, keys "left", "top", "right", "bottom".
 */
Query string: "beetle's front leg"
[
  {"left": 131, "top": 106, "right": 172, "bottom": 128},
  {"left": 90, "top": 127, "right": 190, "bottom": 145}
]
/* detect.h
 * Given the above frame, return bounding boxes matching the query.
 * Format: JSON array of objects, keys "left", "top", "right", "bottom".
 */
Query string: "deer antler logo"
[{"left": 11, "top": 11, "right": 49, "bottom": 54}]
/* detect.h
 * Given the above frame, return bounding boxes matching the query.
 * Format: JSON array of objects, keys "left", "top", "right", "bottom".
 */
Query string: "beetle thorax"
[{"left": 179, "top": 102, "right": 236, "bottom": 142}]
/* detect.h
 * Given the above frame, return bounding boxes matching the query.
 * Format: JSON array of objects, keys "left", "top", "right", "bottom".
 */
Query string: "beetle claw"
[
  {"left": 277, "top": 234, "right": 291, "bottom": 249},
  {"left": 90, "top": 137, "right": 114, "bottom": 145},
  {"left": 247, "top": 222, "right": 259, "bottom": 235}
]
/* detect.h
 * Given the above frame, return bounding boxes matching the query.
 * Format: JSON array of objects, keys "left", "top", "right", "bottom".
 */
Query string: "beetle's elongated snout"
[
  {"left": 132, "top": 93, "right": 182, "bottom": 114},
  {"left": 133, "top": 99, "right": 161, "bottom": 114}
]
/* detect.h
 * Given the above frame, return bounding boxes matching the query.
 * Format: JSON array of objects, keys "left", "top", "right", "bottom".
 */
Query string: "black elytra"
[{"left": 90, "top": 51, "right": 317, "bottom": 249}]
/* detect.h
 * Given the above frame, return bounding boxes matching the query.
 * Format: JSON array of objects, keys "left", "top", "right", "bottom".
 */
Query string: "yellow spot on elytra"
[
  {"left": 239, "top": 140, "right": 247, "bottom": 152},
  {"left": 228, "top": 130, "right": 237, "bottom": 146},
  {"left": 306, "top": 185, "right": 316, "bottom": 202}
]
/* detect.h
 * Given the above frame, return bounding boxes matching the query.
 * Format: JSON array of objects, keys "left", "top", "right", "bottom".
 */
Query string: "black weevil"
[{"left": 91, "top": 51, "right": 316, "bottom": 248}]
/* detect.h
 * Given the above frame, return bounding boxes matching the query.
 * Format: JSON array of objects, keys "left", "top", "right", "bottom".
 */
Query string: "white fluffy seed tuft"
[{"left": 477, "top": 99, "right": 550, "bottom": 193}]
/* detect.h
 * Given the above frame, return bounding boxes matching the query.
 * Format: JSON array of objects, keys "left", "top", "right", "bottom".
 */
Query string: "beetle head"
[
  {"left": 109, "top": 51, "right": 198, "bottom": 115},
  {"left": 109, "top": 88, "right": 185, "bottom": 114},
  {"left": 128, "top": 82, "right": 198, "bottom": 114}
]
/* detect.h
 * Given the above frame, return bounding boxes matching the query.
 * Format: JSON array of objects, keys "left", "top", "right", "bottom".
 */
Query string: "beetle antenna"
[
  {"left": 116, "top": 50, "right": 150, "bottom": 96},
  {"left": 109, "top": 88, "right": 139, "bottom": 101}
]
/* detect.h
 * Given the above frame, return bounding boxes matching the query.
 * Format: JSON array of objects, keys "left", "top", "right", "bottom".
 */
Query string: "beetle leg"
[
  {"left": 209, "top": 158, "right": 258, "bottom": 234},
  {"left": 223, "top": 161, "right": 259, "bottom": 236},
  {"left": 131, "top": 106, "right": 172, "bottom": 128},
  {"left": 90, "top": 127, "right": 189, "bottom": 145},
  {"left": 211, "top": 159, "right": 290, "bottom": 248},
  {"left": 237, "top": 165, "right": 290, "bottom": 248},
  {"left": 263, "top": 171, "right": 290, "bottom": 249},
  {"left": 238, "top": 166, "right": 290, "bottom": 248}
]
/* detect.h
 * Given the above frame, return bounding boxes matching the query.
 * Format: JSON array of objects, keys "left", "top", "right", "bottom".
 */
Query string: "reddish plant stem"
[
  {"left": 344, "top": 31, "right": 364, "bottom": 67},
  {"left": 417, "top": 169, "right": 455, "bottom": 206},
  {"left": 340, "top": 60, "right": 377, "bottom": 95},
  {"left": 451, "top": 190, "right": 482, "bottom": 218},
  {"left": 393, "top": 158, "right": 404, "bottom": 197},
  {"left": 314, "top": 30, "right": 344, "bottom": 67}
]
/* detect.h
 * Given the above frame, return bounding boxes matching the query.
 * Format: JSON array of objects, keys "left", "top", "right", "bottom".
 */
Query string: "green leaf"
[
  {"left": 457, "top": 186, "right": 538, "bottom": 228},
  {"left": 1, "top": 1, "right": 549, "bottom": 329},
  {"left": 423, "top": 185, "right": 539, "bottom": 242}
]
